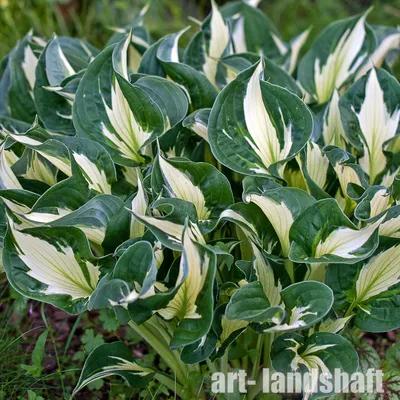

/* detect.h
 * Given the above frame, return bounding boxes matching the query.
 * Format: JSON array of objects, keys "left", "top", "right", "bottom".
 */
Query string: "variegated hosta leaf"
[
  {"left": 12, "top": 149, "right": 57, "bottom": 187},
  {"left": 318, "top": 315, "right": 354, "bottom": 334},
  {"left": 244, "top": 180, "right": 315, "bottom": 258},
  {"left": 322, "top": 90, "right": 347, "bottom": 148},
  {"left": 251, "top": 244, "right": 282, "bottom": 307},
  {"left": 340, "top": 68, "right": 400, "bottom": 184},
  {"left": 111, "top": 241, "right": 184, "bottom": 324},
  {"left": 3, "top": 217, "right": 103, "bottom": 313},
  {"left": 73, "top": 39, "right": 166, "bottom": 167},
  {"left": 208, "top": 62, "right": 313, "bottom": 177},
  {"left": 7, "top": 123, "right": 117, "bottom": 195},
  {"left": 298, "top": 13, "right": 376, "bottom": 104},
  {"left": 271, "top": 332, "right": 358, "bottom": 398},
  {"left": 285, "top": 28, "right": 312, "bottom": 75},
  {"left": 183, "top": 109, "right": 210, "bottom": 142},
  {"left": 73, "top": 342, "right": 153, "bottom": 396},
  {"left": 184, "top": 0, "right": 231, "bottom": 88},
  {"left": 209, "top": 302, "right": 248, "bottom": 361},
  {"left": 326, "top": 245, "right": 400, "bottom": 332},
  {"left": 34, "top": 36, "right": 98, "bottom": 135},
  {"left": 355, "top": 26, "right": 400, "bottom": 79},
  {"left": 225, "top": 281, "right": 278, "bottom": 323},
  {"left": 0, "top": 142, "right": 40, "bottom": 214},
  {"left": 354, "top": 185, "right": 393, "bottom": 221},
  {"left": 158, "top": 222, "right": 216, "bottom": 348},
  {"left": 130, "top": 74, "right": 189, "bottom": 136},
  {"left": 0, "top": 117, "right": 31, "bottom": 140},
  {"left": 218, "top": 201, "right": 279, "bottom": 256},
  {"left": 289, "top": 198, "right": 382, "bottom": 263},
  {"left": 296, "top": 141, "right": 331, "bottom": 199},
  {"left": 128, "top": 197, "right": 196, "bottom": 251},
  {"left": 3, "top": 32, "right": 41, "bottom": 122},
  {"left": 220, "top": 1, "right": 308, "bottom": 73},
  {"left": 324, "top": 145, "right": 367, "bottom": 214},
  {"left": 43, "top": 195, "right": 127, "bottom": 247},
  {"left": 378, "top": 205, "right": 400, "bottom": 239},
  {"left": 1, "top": 142, "right": 97, "bottom": 237},
  {"left": 263, "top": 281, "right": 333, "bottom": 333},
  {"left": 129, "top": 172, "right": 147, "bottom": 239},
  {"left": 152, "top": 154, "right": 233, "bottom": 232},
  {"left": 153, "top": 30, "right": 218, "bottom": 110},
  {"left": 219, "top": 53, "right": 302, "bottom": 95}
]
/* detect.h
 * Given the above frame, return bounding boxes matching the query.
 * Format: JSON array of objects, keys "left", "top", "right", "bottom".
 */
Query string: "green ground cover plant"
[{"left": 1, "top": 1, "right": 400, "bottom": 398}]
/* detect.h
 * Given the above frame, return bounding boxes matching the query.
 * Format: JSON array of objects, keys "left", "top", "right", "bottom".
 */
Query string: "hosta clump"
[{"left": 1, "top": 1, "right": 400, "bottom": 399}]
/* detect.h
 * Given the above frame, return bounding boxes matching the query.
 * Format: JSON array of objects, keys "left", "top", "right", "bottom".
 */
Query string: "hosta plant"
[{"left": 1, "top": 1, "right": 400, "bottom": 399}]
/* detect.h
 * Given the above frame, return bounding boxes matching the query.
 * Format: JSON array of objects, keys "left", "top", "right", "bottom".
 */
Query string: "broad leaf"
[
  {"left": 289, "top": 199, "right": 382, "bottom": 263},
  {"left": 3, "top": 217, "right": 102, "bottom": 313},
  {"left": 244, "top": 181, "right": 315, "bottom": 258},
  {"left": 326, "top": 245, "right": 400, "bottom": 332},
  {"left": 339, "top": 68, "right": 400, "bottom": 184},
  {"left": 271, "top": 332, "right": 358, "bottom": 398},
  {"left": 73, "top": 39, "right": 166, "bottom": 166},
  {"left": 298, "top": 13, "right": 376, "bottom": 104},
  {"left": 158, "top": 222, "right": 216, "bottom": 348},
  {"left": 73, "top": 342, "right": 153, "bottom": 395},
  {"left": 152, "top": 154, "right": 233, "bottom": 232},
  {"left": 208, "top": 62, "right": 313, "bottom": 177}
]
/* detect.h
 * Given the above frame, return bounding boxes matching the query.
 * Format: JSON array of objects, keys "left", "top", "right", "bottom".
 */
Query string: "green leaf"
[
  {"left": 3, "top": 218, "right": 103, "bottom": 313},
  {"left": 20, "top": 329, "right": 48, "bottom": 377},
  {"left": 183, "top": 109, "right": 210, "bottom": 142},
  {"left": 339, "top": 68, "right": 400, "bottom": 184},
  {"left": 34, "top": 36, "right": 98, "bottom": 135},
  {"left": 208, "top": 62, "right": 313, "bottom": 178},
  {"left": 99, "top": 309, "right": 120, "bottom": 331},
  {"left": 73, "top": 341, "right": 154, "bottom": 396},
  {"left": 183, "top": 1, "right": 231, "bottom": 88},
  {"left": 81, "top": 328, "right": 105, "bottom": 352},
  {"left": 298, "top": 13, "right": 376, "bottom": 104},
  {"left": 271, "top": 332, "right": 358, "bottom": 398},
  {"left": 220, "top": 54, "right": 301, "bottom": 96},
  {"left": 7, "top": 32, "right": 39, "bottom": 123},
  {"left": 152, "top": 154, "right": 233, "bottom": 232},
  {"left": 26, "top": 391, "right": 45, "bottom": 400},
  {"left": 225, "top": 281, "right": 272, "bottom": 323},
  {"left": 264, "top": 281, "right": 333, "bottom": 332},
  {"left": 159, "top": 222, "right": 217, "bottom": 348},
  {"left": 220, "top": 2, "right": 287, "bottom": 64},
  {"left": 289, "top": 198, "right": 382, "bottom": 263},
  {"left": 325, "top": 245, "right": 400, "bottom": 332},
  {"left": 244, "top": 182, "right": 315, "bottom": 258},
  {"left": 73, "top": 41, "right": 165, "bottom": 166}
]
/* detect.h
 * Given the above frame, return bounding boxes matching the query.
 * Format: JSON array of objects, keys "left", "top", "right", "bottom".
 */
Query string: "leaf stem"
[
  {"left": 155, "top": 372, "right": 185, "bottom": 398},
  {"left": 251, "top": 334, "right": 264, "bottom": 380},
  {"left": 305, "top": 263, "right": 327, "bottom": 281},
  {"left": 128, "top": 321, "right": 187, "bottom": 384},
  {"left": 345, "top": 299, "right": 357, "bottom": 318},
  {"left": 263, "top": 333, "right": 274, "bottom": 369},
  {"left": 284, "top": 259, "right": 295, "bottom": 282},
  {"left": 220, "top": 351, "right": 229, "bottom": 377}
]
